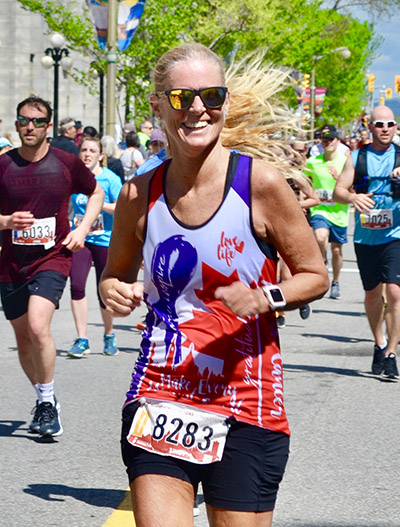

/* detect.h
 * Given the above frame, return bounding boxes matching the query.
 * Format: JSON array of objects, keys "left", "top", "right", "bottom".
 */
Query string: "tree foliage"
[
  {"left": 323, "top": 0, "right": 400, "bottom": 17},
  {"left": 18, "top": 0, "right": 378, "bottom": 129}
]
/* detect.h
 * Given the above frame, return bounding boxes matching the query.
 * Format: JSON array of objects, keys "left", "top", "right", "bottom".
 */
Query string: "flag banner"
[
  {"left": 87, "top": 0, "right": 146, "bottom": 51},
  {"left": 302, "top": 87, "right": 326, "bottom": 114},
  {"left": 314, "top": 87, "right": 327, "bottom": 115}
]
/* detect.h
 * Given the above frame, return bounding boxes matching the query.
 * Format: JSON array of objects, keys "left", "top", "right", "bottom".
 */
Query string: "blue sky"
[
  {"left": 368, "top": 17, "right": 399, "bottom": 97},
  {"left": 352, "top": 10, "right": 399, "bottom": 102}
]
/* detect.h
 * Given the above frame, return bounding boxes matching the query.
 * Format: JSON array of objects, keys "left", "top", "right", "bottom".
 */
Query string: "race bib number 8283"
[{"left": 127, "top": 400, "right": 229, "bottom": 465}]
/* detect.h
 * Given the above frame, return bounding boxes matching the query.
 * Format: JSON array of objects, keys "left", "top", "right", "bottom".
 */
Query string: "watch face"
[{"left": 270, "top": 288, "right": 284, "bottom": 302}]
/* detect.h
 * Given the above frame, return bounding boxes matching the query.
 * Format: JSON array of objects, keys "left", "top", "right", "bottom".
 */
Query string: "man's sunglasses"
[
  {"left": 17, "top": 115, "right": 50, "bottom": 128},
  {"left": 372, "top": 120, "right": 397, "bottom": 128},
  {"left": 164, "top": 87, "right": 228, "bottom": 111}
]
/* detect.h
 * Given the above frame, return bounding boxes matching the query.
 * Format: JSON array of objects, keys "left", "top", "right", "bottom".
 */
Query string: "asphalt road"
[{"left": 1, "top": 215, "right": 399, "bottom": 527}]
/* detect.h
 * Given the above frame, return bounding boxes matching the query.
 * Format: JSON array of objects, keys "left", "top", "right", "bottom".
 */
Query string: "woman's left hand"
[{"left": 215, "top": 281, "right": 268, "bottom": 318}]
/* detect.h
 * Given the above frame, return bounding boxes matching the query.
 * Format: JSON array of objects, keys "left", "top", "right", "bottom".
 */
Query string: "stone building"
[{"left": 0, "top": 1, "right": 104, "bottom": 144}]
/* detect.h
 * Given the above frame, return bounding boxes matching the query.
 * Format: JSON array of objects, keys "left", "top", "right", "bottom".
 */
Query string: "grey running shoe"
[
  {"left": 67, "top": 338, "right": 91, "bottom": 358},
  {"left": 372, "top": 344, "right": 386, "bottom": 375},
  {"left": 38, "top": 400, "right": 63, "bottom": 437},
  {"left": 299, "top": 304, "right": 311, "bottom": 320},
  {"left": 330, "top": 281, "right": 341, "bottom": 299},
  {"left": 383, "top": 353, "right": 399, "bottom": 380},
  {"left": 28, "top": 400, "right": 41, "bottom": 434}
]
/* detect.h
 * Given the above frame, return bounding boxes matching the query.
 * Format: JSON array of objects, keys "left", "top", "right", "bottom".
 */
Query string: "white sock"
[
  {"left": 33, "top": 383, "right": 41, "bottom": 400},
  {"left": 37, "top": 380, "right": 55, "bottom": 405},
  {"left": 379, "top": 337, "right": 388, "bottom": 350}
]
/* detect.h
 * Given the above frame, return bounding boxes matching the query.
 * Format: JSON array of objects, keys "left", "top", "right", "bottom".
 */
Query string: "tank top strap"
[
  {"left": 148, "top": 159, "right": 171, "bottom": 212},
  {"left": 228, "top": 153, "right": 252, "bottom": 206}
]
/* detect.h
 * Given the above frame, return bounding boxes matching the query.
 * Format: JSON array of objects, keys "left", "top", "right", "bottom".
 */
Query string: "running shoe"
[
  {"left": 383, "top": 353, "right": 399, "bottom": 380},
  {"left": 330, "top": 281, "right": 341, "bottom": 299},
  {"left": 276, "top": 314, "right": 286, "bottom": 328},
  {"left": 371, "top": 344, "right": 386, "bottom": 375},
  {"left": 38, "top": 399, "right": 63, "bottom": 437},
  {"left": 104, "top": 333, "right": 119, "bottom": 356},
  {"left": 193, "top": 496, "right": 199, "bottom": 517},
  {"left": 299, "top": 304, "right": 311, "bottom": 320},
  {"left": 28, "top": 400, "right": 40, "bottom": 434},
  {"left": 67, "top": 338, "right": 91, "bottom": 358}
]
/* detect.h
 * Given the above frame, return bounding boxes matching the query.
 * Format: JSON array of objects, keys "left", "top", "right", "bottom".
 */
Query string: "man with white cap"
[{"left": 51, "top": 117, "right": 79, "bottom": 155}]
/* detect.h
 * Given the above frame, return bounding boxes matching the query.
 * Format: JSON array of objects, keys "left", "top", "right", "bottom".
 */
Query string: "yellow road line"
[{"left": 102, "top": 489, "right": 136, "bottom": 527}]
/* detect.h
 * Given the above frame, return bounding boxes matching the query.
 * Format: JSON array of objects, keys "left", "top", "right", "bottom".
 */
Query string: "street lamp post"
[
  {"left": 90, "top": 64, "right": 105, "bottom": 137},
  {"left": 310, "top": 46, "right": 351, "bottom": 142},
  {"left": 41, "top": 32, "right": 73, "bottom": 138}
]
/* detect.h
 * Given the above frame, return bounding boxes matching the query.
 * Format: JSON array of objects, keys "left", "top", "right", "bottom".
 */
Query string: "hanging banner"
[
  {"left": 314, "top": 87, "right": 327, "bottom": 115},
  {"left": 87, "top": 0, "right": 146, "bottom": 51},
  {"left": 302, "top": 87, "right": 326, "bottom": 114}
]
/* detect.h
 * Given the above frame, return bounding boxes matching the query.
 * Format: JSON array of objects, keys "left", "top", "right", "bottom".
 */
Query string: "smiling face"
[
  {"left": 151, "top": 57, "right": 229, "bottom": 157},
  {"left": 79, "top": 138, "right": 103, "bottom": 172}
]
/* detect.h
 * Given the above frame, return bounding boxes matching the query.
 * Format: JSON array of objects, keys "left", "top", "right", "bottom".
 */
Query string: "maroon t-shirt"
[{"left": 0, "top": 147, "right": 96, "bottom": 282}]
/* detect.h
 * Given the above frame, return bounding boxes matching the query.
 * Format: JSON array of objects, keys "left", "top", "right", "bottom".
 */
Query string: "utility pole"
[{"left": 106, "top": 0, "right": 117, "bottom": 137}]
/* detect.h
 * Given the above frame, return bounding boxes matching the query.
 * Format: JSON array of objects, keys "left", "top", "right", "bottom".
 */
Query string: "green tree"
[{"left": 18, "top": 0, "right": 377, "bottom": 128}]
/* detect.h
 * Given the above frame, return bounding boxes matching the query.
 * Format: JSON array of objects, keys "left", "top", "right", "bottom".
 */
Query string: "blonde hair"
[{"left": 152, "top": 43, "right": 304, "bottom": 179}]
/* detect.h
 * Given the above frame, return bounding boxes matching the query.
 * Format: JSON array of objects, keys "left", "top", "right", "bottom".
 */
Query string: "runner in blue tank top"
[{"left": 334, "top": 105, "right": 400, "bottom": 380}]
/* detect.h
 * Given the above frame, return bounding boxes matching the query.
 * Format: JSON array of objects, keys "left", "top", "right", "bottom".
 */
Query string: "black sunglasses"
[
  {"left": 372, "top": 120, "right": 397, "bottom": 128},
  {"left": 17, "top": 115, "right": 50, "bottom": 128},
  {"left": 164, "top": 87, "right": 228, "bottom": 111}
]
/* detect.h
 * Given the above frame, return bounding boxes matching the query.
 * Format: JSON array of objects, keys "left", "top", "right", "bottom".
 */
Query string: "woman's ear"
[{"left": 150, "top": 93, "right": 161, "bottom": 119}]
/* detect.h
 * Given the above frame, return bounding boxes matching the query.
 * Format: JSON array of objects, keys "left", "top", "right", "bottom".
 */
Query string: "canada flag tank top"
[{"left": 126, "top": 153, "right": 290, "bottom": 435}]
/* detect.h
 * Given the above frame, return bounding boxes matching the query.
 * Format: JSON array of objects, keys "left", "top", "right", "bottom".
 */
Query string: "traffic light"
[
  {"left": 395, "top": 75, "right": 400, "bottom": 93},
  {"left": 302, "top": 73, "right": 310, "bottom": 91},
  {"left": 380, "top": 96, "right": 385, "bottom": 106},
  {"left": 361, "top": 115, "right": 368, "bottom": 128},
  {"left": 386, "top": 88, "right": 393, "bottom": 99},
  {"left": 368, "top": 73, "right": 375, "bottom": 92}
]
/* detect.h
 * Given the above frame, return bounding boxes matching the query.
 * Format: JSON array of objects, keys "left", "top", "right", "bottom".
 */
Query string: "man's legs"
[
  {"left": 383, "top": 283, "right": 400, "bottom": 355},
  {"left": 10, "top": 294, "right": 62, "bottom": 435},
  {"left": 330, "top": 242, "right": 343, "bottom": 284},
  {"left": 313, "top": 227, "right": 329, "bottom": 263},
  {"left": 364, "top": 283, "right": 386, "bottom": 348}
]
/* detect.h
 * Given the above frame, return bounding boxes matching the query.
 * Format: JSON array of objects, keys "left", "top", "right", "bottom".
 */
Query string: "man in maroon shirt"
[{"left": 0, "top": 96, "right": 104, "bottom": 437}]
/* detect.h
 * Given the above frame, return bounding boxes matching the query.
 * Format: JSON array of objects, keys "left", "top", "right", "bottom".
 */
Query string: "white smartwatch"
[{"left": 261, "top": 284, "right": 286, "bottom": 310}]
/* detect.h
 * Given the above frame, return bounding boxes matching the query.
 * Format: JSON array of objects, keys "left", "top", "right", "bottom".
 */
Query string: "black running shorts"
[
  {"left": 0, "top": 270, "right": 67, "bottom": 320},
  {"left": 354, "top": 240, "right": 400, "bottom": 291},
  {"left": 121, "top": 401, "right": 290, "bottom": 512}
]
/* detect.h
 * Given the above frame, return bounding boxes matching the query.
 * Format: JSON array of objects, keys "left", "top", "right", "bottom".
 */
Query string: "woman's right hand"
[{"left": 101, "top": 280, "right": 144, "bottom": 317}]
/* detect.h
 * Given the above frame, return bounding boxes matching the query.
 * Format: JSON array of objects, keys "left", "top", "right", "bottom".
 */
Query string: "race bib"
[
  {"left": 360, "top": 209, "right": 393, "bottom": 230},
  {"left": 13, "top": 216, "right": 56, "bottom": 249},
  {"left": 127, "top": 399, "right": 230, "bottom": 464},
  {"left": 316, "top": 188, "right": 335, "bottom": 205},
  {"left": 74, "top": 213, "right": 105, "bottom": 235}
]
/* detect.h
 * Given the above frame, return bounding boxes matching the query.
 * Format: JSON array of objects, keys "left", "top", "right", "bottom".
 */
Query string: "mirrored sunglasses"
[
  {"left": 372, "top": 120, "right": 397, "bottom": 128},
  {"left": 164, "top": 87, "right": 228, "bottom": 111},
  {"left": 17, "top": 115, "right": 50, "bottom": 128}
]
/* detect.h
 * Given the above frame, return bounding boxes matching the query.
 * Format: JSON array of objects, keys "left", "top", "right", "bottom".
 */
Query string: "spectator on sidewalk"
[{"left": 51, "top": 117, "right": 79, "bottom": 155}]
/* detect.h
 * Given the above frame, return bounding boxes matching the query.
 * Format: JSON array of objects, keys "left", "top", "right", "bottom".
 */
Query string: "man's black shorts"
[
  {"left": 121, "top": 401, "right": 290, "bottom": 512},
  {"left": 0, "top": 270, "right": 67, "bottom": 320},
  {"left": 354, "top": 240, "right": 400, "bottom": 291}
]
